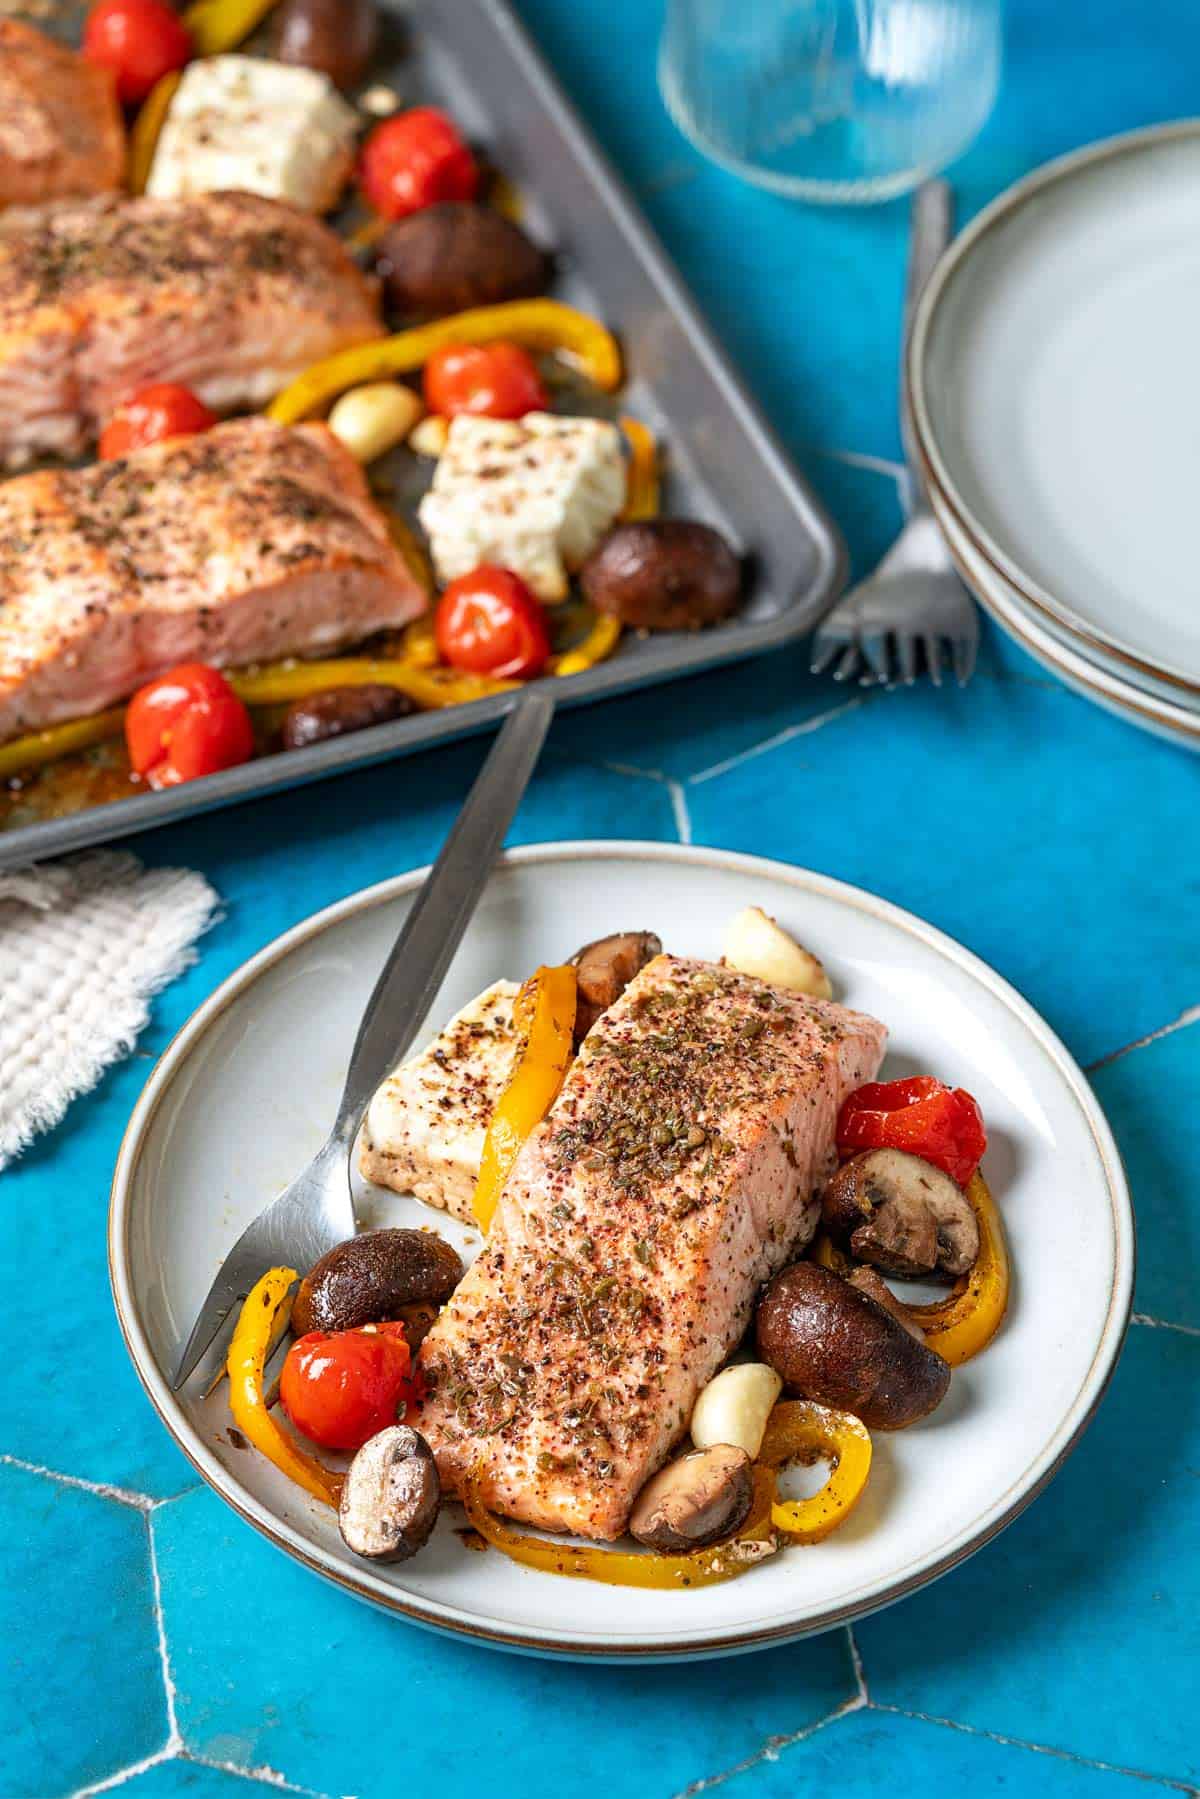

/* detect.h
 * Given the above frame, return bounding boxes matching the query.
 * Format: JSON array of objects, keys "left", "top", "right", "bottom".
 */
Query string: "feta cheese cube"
[
  {"left": 146, "top": 56, "right": 357, "bottom": 214},
  {"left": 418, "top": 412, "right": 627, "bottom": 602}
]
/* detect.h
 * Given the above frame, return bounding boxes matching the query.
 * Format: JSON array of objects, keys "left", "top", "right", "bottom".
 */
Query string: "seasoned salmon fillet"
[
  {"left": 0, "top": 22, "right": 124, "bottom": 211},
  {"left": 0, "top": 191, "right": 381, "bottom": 465},
  {"left": 418, "top": 954, "right": 887, "bottom": 1540},
  {"left": 0, "top": 417, "right": 427, "bottom": 741},
  {"left": 361, "top": 982, "right": 522, "bottom": 1223}
]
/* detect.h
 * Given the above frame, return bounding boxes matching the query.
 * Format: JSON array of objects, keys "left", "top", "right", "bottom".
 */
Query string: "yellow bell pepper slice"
[
  {"left": 552, "top": 613, "right": 622, "bottom": 678},
  {"left": 226, "top": 1268, "right": 343, "bottom": 1508},
  {"left": 230, "top": 657, "right": 517, "bottom": 710},
  {"left": 759, "top": 1400, "right": 872, "bottom": 1543},
  {"left": 183, "top": 0, "right": 280, "bottom": 56},
  {"left": 472, "top": 965, "right": 577, "bottom": 1231},
  {"left": 462, "top": 1464, "right": 778, "bottom": 1588},
  {"left": 127, "top": 71, "right": 180, "bottom": 195},
  {"left": 620, "top": 416, "right": 660, "bottom": 521},
  {"left": 269, "top": 300, "right": 623, "bottom": 425},
  {"left": 0, "top": 709, "right": 125, "bottom": 782},
  {"left": 904, "top": 1172, "right": 1009, "bottom": 1366}
]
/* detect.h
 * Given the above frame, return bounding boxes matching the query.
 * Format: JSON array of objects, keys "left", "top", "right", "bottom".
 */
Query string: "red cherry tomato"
[
  {"left": 359, "top": 107, "right": 478, "bottom": 221},
  {"left": 836, "top": 1076, "right": 987, "bottom": 1187},
  {"left": 83, "top": 0, "right": 192, "bottom": 106},
  {"left": 124, "top": 663, "right": 254, "bottom": 790},
  {"left": 279, "top": 1321, "right": 422, "bottom": 1453},
  {"left": 423, "top": 342, "right": 548, "bottom": 421},
  {"left": 99, "top": 383, "right": 217, "bottom": 461},
  {"left": 435, "top": 566, "right": 550, "bottom": 680}
]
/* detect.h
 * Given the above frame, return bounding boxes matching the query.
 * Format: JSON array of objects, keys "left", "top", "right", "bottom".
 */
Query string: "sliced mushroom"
[
  {"left": 847, "top": 1267, "right": 926, "bottom": 1343},
  {"left": 629, "top": 1445, "right": 753, "bottom": 1551},
  {"left": 756, "top": 1260, "right": 949, "bottom": 1429},
  {"left": 293, "top": 1228, "right": 464, "bottom": 1337},
  {"left": 569, "top": 930, "right": 662, "bottom": 1043},
  {"left": 822, "top": 1149, "right": 979, "bottom": 1280},
  {"left": 338, "top": 1426, "right": 440, "bottom": 1562}
]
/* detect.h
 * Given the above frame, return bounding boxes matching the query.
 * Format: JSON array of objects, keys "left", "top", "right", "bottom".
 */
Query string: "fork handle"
[
  {"left": 329, "top": 688, "right": 554, "bottom": 1147},
  {"left": 901, "top": 180, "right": 954, "bottom": 516}
]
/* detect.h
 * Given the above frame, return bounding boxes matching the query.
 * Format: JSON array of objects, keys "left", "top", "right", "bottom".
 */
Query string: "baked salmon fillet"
[
  {"left": 0, "top": 22, "right": 124, "bottom": 212},
  {"left": 0, "top": 190, "right": 381, "bottom": 465},
  {"left": 0, "top": 417, "right": 427, "bottom": 741},
  {"left": 418, "top": 954, "right": 887, "bottom": 1540}
]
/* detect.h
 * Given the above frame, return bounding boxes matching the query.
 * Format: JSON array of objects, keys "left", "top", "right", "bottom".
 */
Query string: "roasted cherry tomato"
[
  {"left": 435, "top": 565, "right": 550, "bottom": 679},
  {"left": 359, "top": 107, "right": 478, "bottom": 221},
  {"left": 125, "top": 663, "right": 254, "bottom": 790},
  {"left": 83, "top": 0, "right": 192, "bottom": 106},
  {"left": 99, "top": 383, "right": 217, "bottom": 461},
  {"left": 423, "top": 341, "right": 548, "bottom": 421},
  {"left": 279, "top": 1320, "right": 422, "bottom": 1453},
  {"left": 837, "top": 1077, "right": 987, "bottom": 1187}
]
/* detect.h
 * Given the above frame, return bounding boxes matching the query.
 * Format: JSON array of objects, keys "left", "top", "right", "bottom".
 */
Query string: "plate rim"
[
  {"left": 109, "top": 840, "right": 1135, "bottom": 1659},
  {"left": 925, "top": 481, "right": 1200, "bottom": 749},
  {"left": 907, "top": 116, "right": 1200, "bottom": 698}
]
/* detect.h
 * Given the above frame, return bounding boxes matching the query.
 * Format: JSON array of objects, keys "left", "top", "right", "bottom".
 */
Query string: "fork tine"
[
  {"left": 860, "top": 632, "right": 891, "bottom": 686},
  {"left": 809, "top": 629, "right": 842, "bottom": 676},
  {"left": 923, "top": 634, "right": 945, "bottom": 687},
  {"left": 171, "top": 1226, "right": 278, "bottom": 1390},
  {"left": 896, "top": 633, "right": 919, "bottom": 686},
  {"left": 953, "top": 631, "right": 978, "bottom": 687},
  {"left": 833, "top": 643, "right": 861, "bottom": 683}
]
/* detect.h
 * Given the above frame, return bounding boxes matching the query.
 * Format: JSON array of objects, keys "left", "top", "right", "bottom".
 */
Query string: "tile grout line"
[
  {"left": 875, "top": 1704, "right": 1200, "bottom": 1795},
  {"left": 146, "top": 1510, "right": 183, "bottom": 1759},
  {"left": 0, "top": 1452, "right": 155, "bottom": 1513},
  {"left": 1131, "top": 1313, "right": 1200, "bottom": 1340},
  {"left": 846, "top": 1624, "right": 870, "bottom": 1704},
  {"left": 672, "top": 1696, "right": 866, "bottom": 1798},
  {"left": 667, "top": 778, "right": 692, "bottom": 845},
  {"left": 1086, "top": 1002, "right": 1200, "bottom": 1073},
  {"left": 688, "top": 696, "right": 869, "bottom": 787},
  {"left": 184, "top": 1750, "right": 341, "bottom": 1797}
]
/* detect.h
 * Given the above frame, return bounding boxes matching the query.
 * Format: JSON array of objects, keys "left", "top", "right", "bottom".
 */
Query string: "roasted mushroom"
[
  {"left": 377, "top": 203, "right": 552, "bottom": 319},
  {"left": 756, "top": 1261, "right": 949, "bottom": 1429},
  {"left": 580, "top": 520, "right": 742, "bottom": 632},
  {"left": 338, "top": 1425, "right": 440, "bottom": 1561},
  {"left": 822, "top": 1149, "right": 979, "bottom": 1279},
  {"left": 569, "top": 930, "right": 662, "bottom": 1043},
  {"left": 275, "top": 0, "right": 379, "bottom": 89},
  {"left": 281, "top": 685, "right": 416, "bottom": 752},
  {"left": 629, "top": 1445, "right": 753, "bottom": 1551},
  {"left": 293, "top": 1228, "right": 463, "bottom": 1337},
  {"left": 847, "top": 1267, "right": 926, "bottom": 1343}
]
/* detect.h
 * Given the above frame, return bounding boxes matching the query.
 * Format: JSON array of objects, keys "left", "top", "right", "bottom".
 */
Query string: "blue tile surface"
[
  {"left": 4, "top": 2, "right": 1199, "bottom": 1796},
  {"left": 1, "top": 1466, "right": 165, "bottom": 1796}
]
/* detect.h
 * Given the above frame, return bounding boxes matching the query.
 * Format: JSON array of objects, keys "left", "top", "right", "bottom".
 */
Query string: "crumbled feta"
[
  {"left": 146, "top": 55, "right": 358, "bottom": 213},
  {"left": 418, "top": 412, "right": 627, "bottom": 602}
]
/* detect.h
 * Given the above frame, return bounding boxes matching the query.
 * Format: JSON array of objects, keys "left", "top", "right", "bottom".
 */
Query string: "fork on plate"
[{"left": 810, "top": 181, "right": 979, "bottom": 689}]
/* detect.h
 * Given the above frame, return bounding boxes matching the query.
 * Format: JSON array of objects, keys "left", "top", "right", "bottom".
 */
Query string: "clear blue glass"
[{"left": 659, "top": 0, "right": 1002, "bottom": 203}]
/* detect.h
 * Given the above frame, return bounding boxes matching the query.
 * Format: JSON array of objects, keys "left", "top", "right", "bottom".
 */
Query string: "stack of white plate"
[{"left": 906, "top": 121, "right": 1200, "bottom": 750}]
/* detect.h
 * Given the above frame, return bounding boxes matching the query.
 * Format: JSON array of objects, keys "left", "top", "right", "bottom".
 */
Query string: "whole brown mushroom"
[
  {"left": 281, "top": 685, "right": 415, "bottom": 752},
  {"left": 580, "top": 521, "right": 742, "bottom": 632},
  {"left": 569, "top": 930, "right": 662, "bottom": 1043},
  {"left": 822, "top": 1149, "right": 979, "bottom": 1280},
  {"left": 377, "top": 204, "right": 552, "bottom": 319},
  {"left": 756, "top": 1260, "right": 949, "bottom": 1429},
  {"left": 293, "top": 1228, "right": 463, "bottom": 1337},
  {"left": 275, "top": 0, "right": 379, "bottom": 89}
]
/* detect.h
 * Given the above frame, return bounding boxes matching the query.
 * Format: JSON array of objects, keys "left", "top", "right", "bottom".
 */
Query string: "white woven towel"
[{"left": 0, "top": 850, "right": 220, "bottom": 1170}]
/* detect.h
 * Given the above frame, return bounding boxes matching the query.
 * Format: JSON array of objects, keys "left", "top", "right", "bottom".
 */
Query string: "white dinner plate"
[
  {"left": 909, "top": 120, "right": 1200, "bottom": 698},
  {"left": 110, "top": 843, "right": 1132, "bottom": 1659},
  {"left": 928, "top": 487, "right": 1200, "bottom": 753}
]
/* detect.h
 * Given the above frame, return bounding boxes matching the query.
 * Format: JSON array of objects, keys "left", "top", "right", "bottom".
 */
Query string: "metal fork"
[
  {"left": 810, "top": 181, "right": 979, "bottom": 688},
  {"left": 170, "top": 687, "right": 555, "bottom": 1392}
]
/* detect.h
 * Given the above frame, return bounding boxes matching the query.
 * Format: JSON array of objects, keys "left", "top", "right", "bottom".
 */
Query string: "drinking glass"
[{"left": 659, "top": 0, "right": 1002, "bottom": 204}]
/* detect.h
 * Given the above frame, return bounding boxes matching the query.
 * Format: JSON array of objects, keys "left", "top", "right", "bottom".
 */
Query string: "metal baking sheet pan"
[{"left": 0, "top": 0, "right": 844, "bottom": 870}]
